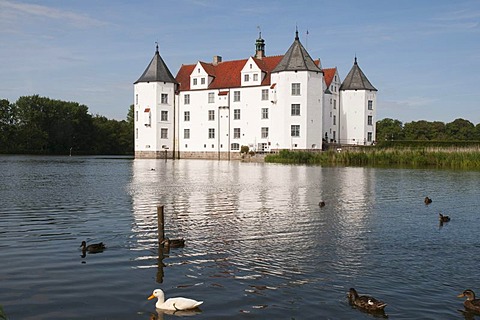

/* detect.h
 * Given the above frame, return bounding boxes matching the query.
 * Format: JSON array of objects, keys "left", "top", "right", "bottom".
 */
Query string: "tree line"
[
  {"left": 0, "top": 95, "right": 133, "bottom": 155},
  {"left": 376, "top": 118, "right": 480, "bottom": 142}
]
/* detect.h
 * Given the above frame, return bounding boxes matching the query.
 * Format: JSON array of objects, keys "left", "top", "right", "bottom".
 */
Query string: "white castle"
[{"left": 134, "top": 31, "right": 377, "bottom": 159}]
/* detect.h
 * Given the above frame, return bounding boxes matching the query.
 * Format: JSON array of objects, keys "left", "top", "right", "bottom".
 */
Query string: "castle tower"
[
  {"left": 134, "top": 44, "right": 178, "bottom": 158},
  {"left": 339, "top": 57, "right": 377, "bottom": 145},
  {"left": 270, "top": 30, "right": 324, "bottom": 150}
]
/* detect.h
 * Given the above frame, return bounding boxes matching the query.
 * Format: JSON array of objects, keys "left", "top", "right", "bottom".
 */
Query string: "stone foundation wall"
[
  {"left": 135, "top": 150, "right": 173, "bottom": 159},
  {"left": 135, "top": 151, "right": 244, "bottom": 160}
]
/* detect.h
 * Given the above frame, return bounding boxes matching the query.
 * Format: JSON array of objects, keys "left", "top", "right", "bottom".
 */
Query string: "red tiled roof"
[
  {"left": 175, "top": 64, "right": 195, "bottom": 91},
  {"left": 176, "top": 56, "right": 284, "bottom": 91},
  {"left": 323, "top": 68, "right": 337, "bottom": 87},
  {"left": 144, "top": 108, "right": 150, "bottom": 112},
  {"left": 218, "top": 91, "right": 229, "bottom": 96}
]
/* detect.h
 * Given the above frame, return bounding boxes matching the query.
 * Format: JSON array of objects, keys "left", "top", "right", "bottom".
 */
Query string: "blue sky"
[{"left": 1, "top": 0, "right": 479, "bottom": 124}]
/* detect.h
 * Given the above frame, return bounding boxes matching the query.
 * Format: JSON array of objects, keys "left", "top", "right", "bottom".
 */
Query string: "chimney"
[{"left": 213, "top": 55, "right": 222, "bottom": 65}]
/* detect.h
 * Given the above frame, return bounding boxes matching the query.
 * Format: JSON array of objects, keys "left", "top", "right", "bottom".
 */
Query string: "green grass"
[{"left": 264, "top": 148, "right": 480, "bottom": 169}]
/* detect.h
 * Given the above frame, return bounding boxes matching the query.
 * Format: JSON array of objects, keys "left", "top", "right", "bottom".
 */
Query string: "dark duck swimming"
[
  {"left": 80, "top": 241, "right": 106, "bottom": 253},
  {"left": 161, "top": 238, "right": 185, "bottom": 248},
  {"left": 458, "top": 289, "right": 480, "bottom": 313},
  {"left": 348, "top": 288, "right": 387, "bottom": 313},
  {"left": 439, "top": 213, "right": 451, "bottom": 223}
]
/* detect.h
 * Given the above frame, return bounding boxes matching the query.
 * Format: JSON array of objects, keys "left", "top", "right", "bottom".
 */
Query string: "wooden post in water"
[
  {"left": 157, "top": 205, "right": 165, "bottom": 244},
  {"left": 156, "top": 205, "right": 166, "bottom": 283}
]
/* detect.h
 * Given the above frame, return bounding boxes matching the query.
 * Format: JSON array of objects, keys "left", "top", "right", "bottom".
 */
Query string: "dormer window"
[
  {"left": 250, "top": 64, "right": 252, "bottom": 69},
  {"left": 201, "top": 77, "right": 205, "bottom": 85},
  {"left": 193, "top": 78, "right": 197, "bottom": 85},
  {"left": 244, "top": 74, "right": 249, "bottom": 82},
  {"left": 198, "top": 68, "right": 200, "bottom": 73},
  {"left": 253, "top": 74, "right": 258, "bottom": 81}
]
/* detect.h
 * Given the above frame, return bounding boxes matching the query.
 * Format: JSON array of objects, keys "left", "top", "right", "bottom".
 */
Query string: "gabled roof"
[
  {"left": 340, "top": 57, "right": 376, "bottom": 91},
  {"left": 135, "top": 45, "right": 178, "bottom": 84},
  {"left": 271, "top": 31, "right": 322, "bottom": 73},
  {"left": 323, "top": 68, "right": 337, "bottom": 88},
  {"left": 176, "top": 55, "right": 284, "bottom": 91}
]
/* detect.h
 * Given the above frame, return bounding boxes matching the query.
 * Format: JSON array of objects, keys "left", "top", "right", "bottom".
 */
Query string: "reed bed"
[{"left": 264, "top": 148, "right": 480, "bottom": 169}]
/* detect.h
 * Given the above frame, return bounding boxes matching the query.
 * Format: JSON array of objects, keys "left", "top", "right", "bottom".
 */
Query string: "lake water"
[{"left": 1, "top": 155, "right": 479, "bottom": 319}]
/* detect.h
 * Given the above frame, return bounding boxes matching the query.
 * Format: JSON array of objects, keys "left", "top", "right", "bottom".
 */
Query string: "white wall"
[
  {"left": 339, "top": 90, "right": 376, "bottom": 145},
  {"left": 134, "top": 82, "right": 176, "bottom": 152}
]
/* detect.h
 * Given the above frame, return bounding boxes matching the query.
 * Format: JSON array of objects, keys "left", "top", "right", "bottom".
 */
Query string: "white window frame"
[
  {"left": 261, "top": 108, "right": 269, "bottom": 119},
  {"left": 233, "top": 91, "right": 240, "bottom": 102},
  {"left": 208, "top": 128, "right": 215, "bottom": 139},
  {"left": 261, "top": 127, "right": 269, "bottom": 139},
  {"left": 233, "top": 128, "right": 240, "bottom": 139},
  {"left": 261, "top": 89, "right": 269, "bottom": 101},
  {"left": 233, "top": 109, "right": 240, "bottom": 120},
  {"left": 291, "top": 104, "right": 300, "bottom": 116},
  {"left": 161, "top": 110, "right": 168, "bottom": 121},
  {"left": 291, "top": 125, "right": 300, "bottom": 137},
  {"left": 161, "top": 128, "right": 168, "bottom": 139},
  {"left": 208, "top": 110, "right": 215, "bottom": 121},
  {"left": 291, "top": 83, "right": 300, "bottom": 96},
  {"left": 161, "top": 93, "right": 168, "bottom": 104}
]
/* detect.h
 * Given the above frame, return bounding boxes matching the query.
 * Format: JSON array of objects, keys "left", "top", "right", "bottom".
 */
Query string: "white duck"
[{"left": 147, "top": 289, "right": 203, "bottom": 311}]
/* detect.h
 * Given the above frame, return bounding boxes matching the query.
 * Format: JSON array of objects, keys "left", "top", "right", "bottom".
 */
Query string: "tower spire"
[
  {"left": 255, "top": 28, "right": 265, "bottom": 59},
  {"left": 155, "top": 41, "right": 159, "bottom": 54},
  {"left": 295, "top": 25, "right": 299, "bottom": 40}
]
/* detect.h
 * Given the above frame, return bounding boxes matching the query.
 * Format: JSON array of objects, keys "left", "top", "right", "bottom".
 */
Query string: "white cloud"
[{"left": 0, "top": 0, "right": 107, "bottom": 28}]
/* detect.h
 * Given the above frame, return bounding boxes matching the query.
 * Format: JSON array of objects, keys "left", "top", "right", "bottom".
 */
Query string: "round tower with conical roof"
[
  {"left": 339, "top": 57, "right": 377, "bottom": 145},
  {"left": 134, "top": 44, "right": 178, "bottom": 158},
  {"left": 270, "top": 30, "right": 324, "bottom": 150}
]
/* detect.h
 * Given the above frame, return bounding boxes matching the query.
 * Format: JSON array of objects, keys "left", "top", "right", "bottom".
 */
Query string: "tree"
[
  {"left": 445, "top": 118, "right": 475, "bottom": 140},
  {"left": 0, "top": 99, "right": 18, "bottom": 153},
  {"left": 376, "top": 118, "right": 404, "bottom": 141},
  {"left": 14, "top": 95, "right": 95, "bottom": 154},
  {"left": 404, "top": 120, "right": 444, "bottom": 140}
]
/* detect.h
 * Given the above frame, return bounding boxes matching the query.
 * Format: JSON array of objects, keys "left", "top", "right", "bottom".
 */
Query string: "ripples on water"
[{"left": 1, "top": 156, "right": 480, "bottom": 319}]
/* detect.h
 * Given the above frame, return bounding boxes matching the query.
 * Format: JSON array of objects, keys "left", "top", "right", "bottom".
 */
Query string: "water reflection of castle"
[{"left": 130, "top": 160, "right": 376, "bottom": 283}]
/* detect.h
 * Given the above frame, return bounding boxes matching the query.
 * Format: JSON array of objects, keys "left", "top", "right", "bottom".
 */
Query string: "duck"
[
  {"left": 80, "top": 241, "right": 106, "bottom": 253},
  {"left": 148, "top": 289, "right": 203, "bottom": 311},
  {"left": 347, "top": 288, "right": 387, "bottom": 313},
  {"left": 161, "top": 238, "right": 185, "bottom": 248},
  {"left": 424, "top": 196, "right": 433, "bottom": 204},
  {"left": 439, "top": 213, "right": 451, "bottom": 223},
  {"left": 319, "top": 201, "right": 326, "bottom": 207},
  {"left": 458, "top": 289, "right": 480, "bottom": 313}
]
